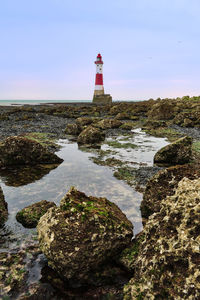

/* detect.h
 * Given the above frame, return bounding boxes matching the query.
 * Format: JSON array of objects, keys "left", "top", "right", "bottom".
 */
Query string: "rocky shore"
[{"left": 0, "top": 96, "right": 200, "bottom": 299}]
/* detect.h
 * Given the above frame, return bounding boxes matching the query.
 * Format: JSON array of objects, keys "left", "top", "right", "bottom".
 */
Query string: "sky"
[{"left": 0, "top": 0, "right": 200, "bottom": 101}]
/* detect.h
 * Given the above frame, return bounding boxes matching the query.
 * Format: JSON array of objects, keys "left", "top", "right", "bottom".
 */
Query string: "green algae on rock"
[
  {"left": 0, "top": 185, "right": 8, "bottom": 226},
  {"left": 37, "top": 187, "right": 133, "bottom": 282},
  {"left": 16, "top": 200, "right": 56, "bottom": 228},
  {"left": 154, "top": 136, "right": 192, "bottom": 165},
  {"left": 0, "top": 136, "right": 63, "bottom": 168},
  {"left": 124, "top": 177, "right": 200, "bottom": 300},
  {"left": 77, "top": 125, "right": 105, "bottom": 145}
]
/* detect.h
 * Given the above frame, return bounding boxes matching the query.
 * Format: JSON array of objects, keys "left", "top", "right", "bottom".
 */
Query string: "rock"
[
  {"left": 37, "top": 187, "right": 133, "bottom": 282},
  {"left": 154, "top": 136, "right": 192, "bottom": 165},
  {"left": 16, "top": 200, "right": 56, "bottom": 228},
  {"left": 142, "top": 119, "right": 167, "bottom": 129},
  {"left": 65, "top": 123, "right": 82, "bottom": 135},
  {"left": 77, "top": 125, "right": 105, "bottom": 145},
  {"left": 18, "top": 283, "right": 59, "bottom": 300},
  {"left": 75, "top": 117, "right": 94, "bottom": 127},
  {"left": 95, "top": 119, "right": 122, "bottom": 130},
  {"left": 0, "top": 136, "right": 63, "bottom": 167},
  {"left": 124, "top": 177, "right": 200, "bottom": 300},
  {"left": 148, "top": 99, "right": 176, "bottom": 120},
  {"left": 120, "top": 122, "right": 135, "bottom": 130},
  {"left": 141, "top": 163, "right": 200, "bottom": 220},
  {"left": 173, "top": 111, "right": 200, "bottom": 128},
  {"left": 0, "top": 186, "right": 8, "bottom": 226},
  {"left": 115, "top": 112, "right": 130, "bottom": 120}
]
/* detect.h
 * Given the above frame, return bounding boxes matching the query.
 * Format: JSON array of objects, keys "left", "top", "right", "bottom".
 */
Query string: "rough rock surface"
[
  {"left": 0, "top": 136, "right": 63, "bottom": 167},
  {"left": 0, "top": 185, "right": 8, "bottom": 226},
  {"left": 141, "top": 163, "right": 200, "bottom": 220},
  {"left": 65, "top": 123, "right": 82, "bottom": 136},
  {"left": 154, "top": 136, "right": 192, "bottom": 165},
  {"left": 148, "top": 100, "right": 176, "bottom": 120},
  {"left": 95, "top": 119, "right": 122, "bottom": 129},
  {"left": 37, "top": 187, "right": 133, "bottom": 282},
  {"left": 77, "top": 125, "right": 105, "bottom": 145},
  {"left": 16, "top": 200, "right": 56, "bottom": 228},
  {"left": 124, "top": 177, "right": 200, "bottom": 300},
  {"left": 75, "top": 117, "right": 94, "bottom": 127}
]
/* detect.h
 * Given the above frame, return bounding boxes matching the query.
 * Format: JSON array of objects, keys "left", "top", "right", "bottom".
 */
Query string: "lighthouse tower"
[
  {"left": 93, "top": 53, "right": 112, "bottom": 104},
  {"left": 94, "top": 53, "right": 104, "bottom": 96}
]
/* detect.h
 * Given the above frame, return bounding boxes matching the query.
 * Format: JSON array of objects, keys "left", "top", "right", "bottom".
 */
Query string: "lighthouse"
[
  {"left": 93, "top": 53, "right": 112, "bottom": 104},
  {"left": 94, "top": 53, "right": 104, "bottom": 96}
]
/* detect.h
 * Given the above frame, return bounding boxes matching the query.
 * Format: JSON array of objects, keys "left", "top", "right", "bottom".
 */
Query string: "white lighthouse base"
[
  {"left": 94, "top": 89, "right": 105, "bottom": 96},
  {"left": 93, "top": 94, "right": 112, "bottom": 104}
]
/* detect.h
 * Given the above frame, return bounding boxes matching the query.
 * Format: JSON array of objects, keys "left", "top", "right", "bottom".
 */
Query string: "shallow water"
[
  {"left": 102, "top": 128, "right": 169, "bottom": 167},
  {"left": 0, "top": 139, "right": 143, "bottom": 252},
  {"left": 0, "top": 130, "right": 169, "bottom": 251}
]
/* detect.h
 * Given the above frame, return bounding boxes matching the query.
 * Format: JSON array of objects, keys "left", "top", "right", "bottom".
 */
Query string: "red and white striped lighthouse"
[{"left": 94, "top": 53, "right": 104, "bottom": 96}]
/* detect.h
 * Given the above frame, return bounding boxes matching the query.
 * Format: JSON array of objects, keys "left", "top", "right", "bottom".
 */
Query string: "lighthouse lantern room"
[{"left": 94, "top": 53, "right": 104, "bottom": 96}]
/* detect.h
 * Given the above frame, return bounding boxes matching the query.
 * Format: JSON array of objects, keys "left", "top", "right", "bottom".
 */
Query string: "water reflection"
[{"left": 0, "top": 164, "right": 61, "bottom": 187}]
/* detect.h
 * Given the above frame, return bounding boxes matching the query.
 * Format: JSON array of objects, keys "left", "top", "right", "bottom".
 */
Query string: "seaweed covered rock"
[
  {"left": 16, "top": 200, "right": 56, "bottom": 228},
  {"left": 148, "top": 99, "right": 176, "bottom": 120},
  {"left": 141, "top": 163, "right": 200, "bottom": 220},
  {"left": 95, "top": 119, "right": 122, "bottom": 129},
  {"left": 0, "top": 185, "right": 7, "bottom": 226},
  {"left": 37, "top": 187, "right": 133, "bottom": 282},
  {"left": 124, "top": 178, "right": 200, "bottom": 299},
  {"left": 0, "top": 136, "right": 63, "bottom": 167},
  {"left": 154, "top": 136, "right": 192, "bottom": 165},
  {"left": 75, "top": 117, "right": 94, "bottom": 127},
  {"left": 115, "top": 112, "right": 130, "bottom": 120},
  {"left": 77, "top": 125, "right": 105, "bottom": 145},
  {"left": 65, "top": 123, "right": 82, "bottom": 136}
]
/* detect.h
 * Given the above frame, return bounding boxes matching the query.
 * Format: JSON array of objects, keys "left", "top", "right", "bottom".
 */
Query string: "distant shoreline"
[{"left": 0, "top": 99, "right": 139, "bottom": 107}]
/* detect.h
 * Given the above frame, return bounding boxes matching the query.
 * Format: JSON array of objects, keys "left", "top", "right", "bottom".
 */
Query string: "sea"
[
  {"left": 0, "top": 100, "right": 92, "bottom": 106},
  {"left": 0, "top": 99, "right": 139, "bottom": 106}
]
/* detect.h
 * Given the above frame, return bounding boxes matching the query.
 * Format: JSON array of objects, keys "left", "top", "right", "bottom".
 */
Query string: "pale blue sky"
[{"left": 0, "top": 0, "right": 200, "bottom": 100}]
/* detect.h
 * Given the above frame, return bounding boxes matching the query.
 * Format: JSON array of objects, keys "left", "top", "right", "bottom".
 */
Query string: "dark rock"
[
  {"left": 16, "top": 200, "right": 56, "bottom": 228},
  {"left": 0, "top": 136, "right": 63, "bottom": 167},
  {"left": 154, "top": 136, "right": 192, "bottom": 165},
  {"left": 37, "top": 187, "right": 133, "bottom": 282},
  {"left": 141, "top": 163, "right": 200, "bottom": 220},
  {"left": 0, "top": 186, "right": 8, "bottom": 226},
  {"left": 77, "top": 126, "right": 105, "bottom": 145},
  {"left": 124, "top": 177, "right": 200, "bottom": 299}
]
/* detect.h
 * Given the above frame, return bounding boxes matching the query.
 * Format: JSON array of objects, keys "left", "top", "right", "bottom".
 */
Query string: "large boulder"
[
  {"left": 124, "top": 178, "right": 200, "bottom": 299},
  {"left": 95, "top": 119, "right": 122, "bottom": 129},
  {"left": 141, "top": 163, "right": 200, "bottom": 221},
  {"left": 37, "top": 187, "right": 133, "bottom": 282},
  {"left": 154, "top": 136, "right": 192, "bottom": 165},
  {"left": 77, "top": 125, "right": 105, "bottom": 145},
  {"left": 0, "top": 186, "right": 7, "bottom": 226},
  {"left": 147, "top": 99, "right": 176, "bottom": 120},
  {"left": 16, "top": 200, "right": 56, "bottom": 228},
  {"left": 0, "top": 136, "right": 63, "bottom": 167}
]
